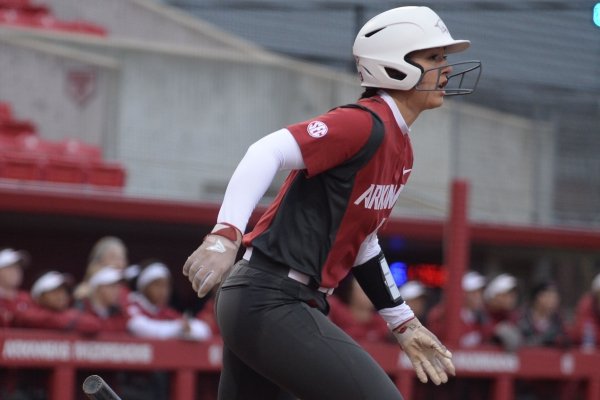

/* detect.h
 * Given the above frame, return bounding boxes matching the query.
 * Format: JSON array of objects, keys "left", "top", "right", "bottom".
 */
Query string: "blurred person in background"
[
  {"left": 14, "top": 270, "right": 101, "bottom": 334},
  {"left": 570, "top": 272, "right": 600, "bottom": 350},
  {"left": 428, "top": 271, "right": 489, "bottom": 348},
  {"left": 398, "top": 280, "right": 428, "bottom": 323},
  {"left": 127, "top": 261, "right": 211, "bottom": 340},
  {"left": 328, "top": 276, "right": 391, "bottom": 342},
  {"left": 183, "top": 5, "right": 481, "bottom": 399},
  {"left": 483, "top": 273, "right": 523, "bottom": 352},
  {"left": 75, "top": 266, "right": 129, "bottom": 333},
  {"left": 518, "top": 280, "right": 568, "bottom": 348},
  {"left": 74, "top": 236, "right": 129, "bottom": 301},
  {"left": 0, "top": 247, "right": 31, "bottom": 327},
  {"left": 516, "top": 280, "right": 568, "bottom": 400}
]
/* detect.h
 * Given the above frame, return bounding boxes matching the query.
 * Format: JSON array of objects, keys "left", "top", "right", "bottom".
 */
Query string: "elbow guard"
[{"left": 352, "top": 252, "right": 404, "bottom": 310}]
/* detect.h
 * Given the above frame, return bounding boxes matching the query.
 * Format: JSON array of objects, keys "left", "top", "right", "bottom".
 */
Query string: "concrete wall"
[
  {"left": 0, "top": 35, "right": 120, "bottom": 155},
  {"left": 396, "top": 102, "right": 553, "bottom": 224},
  {"left": 44, "top": 0, "right": 264, "bottom": 54}
]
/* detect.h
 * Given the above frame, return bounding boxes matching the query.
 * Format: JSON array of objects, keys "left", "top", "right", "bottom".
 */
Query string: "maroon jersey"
[
  {"left": 76, "top": 298, "right": 129, "bottom": 332},
  {"left": 127, "top": 292, "right": 182, "bottom": 321},
  {"left": 13, "top": 303, "right": 102, "bottom": 334},
  {"left": 0, "top": 291, "right": 32, "bottom": 327},
  {"left": 244, "top": 96, "right": 413, "bottom": 288}
]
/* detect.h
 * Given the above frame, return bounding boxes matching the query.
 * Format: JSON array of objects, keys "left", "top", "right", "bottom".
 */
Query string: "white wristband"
[{"left": 378, "top": 302, "right": 415, "bottom": 330}]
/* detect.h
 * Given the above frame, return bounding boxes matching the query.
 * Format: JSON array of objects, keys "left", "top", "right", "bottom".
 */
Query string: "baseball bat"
[{"left": 82, "top": 375, "right": 122, "bottom": 400}]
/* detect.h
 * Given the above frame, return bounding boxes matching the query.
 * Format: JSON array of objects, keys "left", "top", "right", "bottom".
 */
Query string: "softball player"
[{"left": 183, "top": 6, "right": 481, "bottom": 400}]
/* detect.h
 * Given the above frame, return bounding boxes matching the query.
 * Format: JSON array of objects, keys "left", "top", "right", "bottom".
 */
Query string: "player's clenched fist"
[
  {"left": 183, "top": 223, "right": 242, "bottom": 298},
  {"left": 393, "top": 317, "right": 456, "bottom": 385}
]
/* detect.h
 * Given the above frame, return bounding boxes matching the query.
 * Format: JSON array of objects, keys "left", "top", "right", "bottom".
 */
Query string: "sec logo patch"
[{"left": 307, "top": 121, "right": 328, "bottom": 138}]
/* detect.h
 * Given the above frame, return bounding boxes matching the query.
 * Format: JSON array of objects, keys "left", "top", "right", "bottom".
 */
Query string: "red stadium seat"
[
  {"left": 87, "top": 161, "right": 126, "bottom": 187},
  {"left": 0, "top": 0, "right": 31, "bottom": 10},
  {"left": 59, "top": 138, "right": 102, "bottom": 160},
  {"left": 14, "top": 134, "right": 60, "bottom": 155},
  {"left": 0, "top": 102, "right": 12, "bottom": 122},
  {"left": 0, "top": 8, "right": 106, "bottom": 36},
  {"left": 0, "top": 134, "right": 19, "bottom": 151},
  {"left": 0, "top": 152, "right": 44, "bottom": 181},
  {"left": 44, "top": 156, "right": 87, "bottom": 184},
  {"left": 0, "top": 121, "right": 36, "bottom": 137}
]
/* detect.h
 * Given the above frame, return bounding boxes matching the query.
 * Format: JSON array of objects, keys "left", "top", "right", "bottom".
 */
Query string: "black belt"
[{"left": 248, "top": 249, "right": 334, "bottom": 296}]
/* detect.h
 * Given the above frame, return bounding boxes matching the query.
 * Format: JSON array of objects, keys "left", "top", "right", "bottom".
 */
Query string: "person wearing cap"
[
  {"left": 517, "top": 280, "right": 568, "bottom": 348},
  {"left": 0, "top": 247, "right": 32, "bottom": 327},
  {"left": 13, "top": 271, "right": 101, "bottom": 334},
  {"left": 483, "top": 273, "right": 522, "bottom": 351},
  {"left": 399, "top": 281, "right": 428, "bottom": 323},
  {"left": 515, "top": 280, "right": 569, "bottom": 400},
  {"left": 127, "top": 262, "right": 211, "bottom": 340},
  {"left": 75, "top": 266, "right": 130, "bottom": 333},
  {"left": 328, "top": 276, "right": 392, "bottom": 343},
  {"left": 570, "top": 272, "right": 600, "bottom": 348},
  {"left": 427, "top": 271, "right": 490, "bottom": 348}
]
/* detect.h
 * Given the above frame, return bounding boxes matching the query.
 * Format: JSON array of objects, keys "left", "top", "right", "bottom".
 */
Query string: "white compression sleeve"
[
  {"left": 353, "top": 232, "right": 383, "bottom": 266},
  {"left": 379, "top": 303, "right": 415, "bottom": 331},
  {"left": 217, "top": 129, "right": 305, "bottom": 233}
]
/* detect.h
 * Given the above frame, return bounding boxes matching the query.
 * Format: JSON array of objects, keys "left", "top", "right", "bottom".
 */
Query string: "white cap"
[
  {"left": 484, "top": 273, "right": 517, "bottom": 300},
  {"left": 31, "top": 271, "right": 71, "bottom": 299},
  {"left": 463, "top": 271, "right": 486, "bottom": 292},
  {"left": 89, "top": 266, "right": 123, "bottom": 289},
  {"left": 592, "top": 273, "right": 600, "bottom": 292},
  {"left": 0, "top": 248, "right": 28, "bottom": 269},
  {"left": 399, "top": 281, "right": 426, "bottom": 301},
  {"left": 136, "top": 262, "right": 170, "bottom": 291},
  {"left": 123, "top": 264, "right": 141, "bottom": 281}
]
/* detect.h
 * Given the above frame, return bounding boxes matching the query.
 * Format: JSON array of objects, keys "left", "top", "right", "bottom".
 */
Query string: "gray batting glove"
[
  {"left": 183, "top": 223, "right": 242, "bottom": 298},
  {"left": 393, "top": 317, "right": 456, "bottom": 385}
]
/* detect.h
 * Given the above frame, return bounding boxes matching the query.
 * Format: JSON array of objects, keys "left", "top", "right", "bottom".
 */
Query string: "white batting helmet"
[{"left": 353, "top": 6, "right": 471, "bottom": 91}]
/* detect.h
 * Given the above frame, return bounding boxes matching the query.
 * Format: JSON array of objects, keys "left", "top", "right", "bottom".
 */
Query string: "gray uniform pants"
[{"left": 215, "top": 254, "right": 404, "bottom": 400}]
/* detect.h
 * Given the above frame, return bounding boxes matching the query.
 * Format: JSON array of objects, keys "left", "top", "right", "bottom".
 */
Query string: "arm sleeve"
[
  {"left": 378, "top": 303, "right": 415, "bottom": 330},
  {"left": 127, "top": 314, "right": 185, "bottom": 339},
  {"left": 217, "top": 128, "right": 305, "bottom": 233},
  {"left": 352, "top": 247, "right": 415, "bottom": 329},
  {"left": 353, "top": 232, "right": 383, "bottom": 266},
  {"left": 187, "top": 318, "right": 212, "bottom": 340}
]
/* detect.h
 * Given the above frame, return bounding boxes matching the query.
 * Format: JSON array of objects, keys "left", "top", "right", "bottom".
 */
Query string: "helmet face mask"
[
  {"left": 414, "top": 60, "right": 482, "bottom": 96},
  {"left": 353, "top": 6, "right": 481, "bottom": 94}
]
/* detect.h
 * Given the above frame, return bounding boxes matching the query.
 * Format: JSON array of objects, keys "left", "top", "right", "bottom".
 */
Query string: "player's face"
[
  {"left": 408, "top": 47, "right": 452, "bottom": 110},
  {"left": 144, "top": 278, "right": 171, "bottom": 307},
  {"left": 39, "top": 286, "right": 70, "bottom": 312},
  {"left": 95, "top": 282, "right": 121, "bottom": 307},
  {"left": 0, "top": 264, "right": 24, "bottom": 290}
]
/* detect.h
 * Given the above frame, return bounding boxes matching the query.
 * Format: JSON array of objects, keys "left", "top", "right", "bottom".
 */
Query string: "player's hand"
[
  {"left": 183, "top": 223, "right": 242, "bottom": 298},
  {"left": 393, "top": 317, "right": 455, "bottom": 385}
]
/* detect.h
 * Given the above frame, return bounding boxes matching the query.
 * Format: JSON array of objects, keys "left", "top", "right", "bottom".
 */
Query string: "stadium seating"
[
  {"left": 0, "top": 151, "right": 44, "bottom": 181},
  {"left": 0, "top": 0, "right": 106, "bottom": 36},
  {"left": 0, "top": 101, "right": 126, "bottom": 188}
]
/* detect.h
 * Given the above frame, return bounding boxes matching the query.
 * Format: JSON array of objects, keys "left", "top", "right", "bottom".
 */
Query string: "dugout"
[
  {"left": 2, "top": 180, "right": 600, "bottom": 400},
  {"left": 2, "top": 180, "right": 599, "bottom": 318}
]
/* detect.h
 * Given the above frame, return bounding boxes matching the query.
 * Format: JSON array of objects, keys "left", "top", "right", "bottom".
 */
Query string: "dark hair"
[
  {"left": 360, "top": 87, "right": 379, "bottom": 99},
  {"left": 531, "top": 280, "right": 557, "bottom": 302}
]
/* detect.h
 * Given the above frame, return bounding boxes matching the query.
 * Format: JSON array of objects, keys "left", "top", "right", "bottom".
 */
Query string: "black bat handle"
[{"left": 82, "top": 375, "right": 122, "bottom": 400}]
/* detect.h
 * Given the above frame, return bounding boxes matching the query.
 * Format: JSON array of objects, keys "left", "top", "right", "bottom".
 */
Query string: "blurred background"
[
  {"left": 1, "top": 0, "right": 598, "bottom": 313},
  {"left": 0, "top": 0, "right": 599, "bottom": 399}
]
